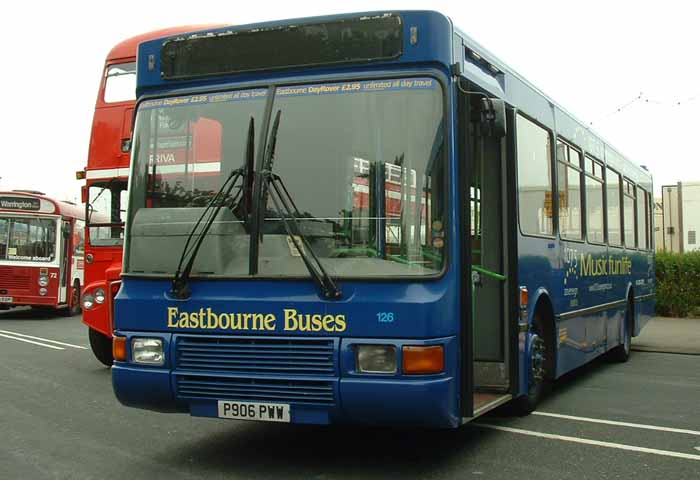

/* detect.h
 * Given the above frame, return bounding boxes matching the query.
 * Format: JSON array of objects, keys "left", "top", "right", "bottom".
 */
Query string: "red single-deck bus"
[
  {"left": 0, "top": 191, "right": 84, "bottom": 314},
  {"left": 79, "top": 26, "right": 224, "bottom": 366}
]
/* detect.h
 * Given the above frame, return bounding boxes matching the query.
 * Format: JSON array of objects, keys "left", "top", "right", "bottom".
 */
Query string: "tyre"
[
  {"left": 609, "top": 298, "right": 633, "bottom": 363},
  {"left": 512, "top": 312, "right": 552, "bottom": 415},
  {"left": 63, "top": 282, "right": 82, "bottom": 317},
  {"left": 89, "top": 327, "right": 113, "bottom": 367}
]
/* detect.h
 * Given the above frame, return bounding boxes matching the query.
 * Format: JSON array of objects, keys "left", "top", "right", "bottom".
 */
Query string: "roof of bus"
[
  {"left": 107, "top": 25, "right": 227, "bottom": 62},
  {"left": 132, "top": 11, "right": 652, "bottom": 189},
  {"left": 0, "top": 191, "right": 84, "bottom": 220},
  {"left": 451, "top": 24, "right": 653, "bottom": 188}
]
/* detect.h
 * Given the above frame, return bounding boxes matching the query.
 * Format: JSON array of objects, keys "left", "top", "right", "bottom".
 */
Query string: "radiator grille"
[
  {"left": 175, "top": 336, "right": 337, "bottom": 375},
  {"left": 176, "top": 375, "right": 335, "bottom": 405},
  {"left": 0, "top": 268, "right": 31, "bottom": 291}
]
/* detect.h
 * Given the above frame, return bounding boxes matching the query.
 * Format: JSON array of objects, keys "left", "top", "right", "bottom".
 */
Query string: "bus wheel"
[
  {"left": 64, "top": 281, "right": 82, "bottom": 317},
  {"left": 89, "top": 328, "right": 113, "bottom": 367},
  {"left": 513, "top": 313, "right": 550, "bottom": 415},
  {"left": 610, "top": 298, "right": 633, "bottom": 363}
]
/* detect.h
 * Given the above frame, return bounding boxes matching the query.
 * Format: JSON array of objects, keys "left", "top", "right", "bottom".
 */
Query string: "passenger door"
[
  {"left": 59, "top": 220, "right": 70, "bottom": 303},
  {"left": 458, "top": 81, "right": 514, "bottom": 418}
]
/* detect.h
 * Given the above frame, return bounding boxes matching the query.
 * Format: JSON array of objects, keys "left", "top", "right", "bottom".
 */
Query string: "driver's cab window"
[
  {"left": 88, "top": 180, "right": 128, "bottom": 246},
  {"left": 147, "top": 115, "right": 224, "bottom": 208}
]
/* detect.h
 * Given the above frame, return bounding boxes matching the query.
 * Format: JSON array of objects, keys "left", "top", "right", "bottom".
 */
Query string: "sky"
[{"left": 1, "top": 0, "right": 698, "bottom": 201}]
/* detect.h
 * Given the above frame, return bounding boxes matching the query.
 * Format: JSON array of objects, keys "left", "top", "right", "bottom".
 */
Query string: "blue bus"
[{"left": 112, "top": 11, "right": 655, "bottom": 428}]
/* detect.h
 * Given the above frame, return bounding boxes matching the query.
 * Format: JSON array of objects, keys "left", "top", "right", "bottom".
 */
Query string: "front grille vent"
[
  {"left": 0, "top": 268, "right": 31, "bottom": 291},
  {"left": 175, "top": 336, "right": 337, "bottom": 376},
  {"left": 176, "top": 375, "right": 335, "bottom": 405}
]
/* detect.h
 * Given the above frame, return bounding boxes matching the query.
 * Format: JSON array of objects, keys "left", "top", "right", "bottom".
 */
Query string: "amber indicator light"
[
  {"left": 402, "top": 345, "right": 444, "bottom": 375},
  {"left": 113, "top": 337, "right": 127, "bottom": 362}
]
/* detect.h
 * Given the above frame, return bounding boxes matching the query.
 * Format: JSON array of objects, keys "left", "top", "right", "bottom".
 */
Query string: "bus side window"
[
  {"left": 636, "top": 188, "right": 648, "bottom": 250},
  {"left": 584, "top": 156, "right": 604, "bottom": 243},
  {"left": 516, "top": 114, "right": 553, "bottom": 236},
  {"left": 0, "top": 218, "right": 7, "bottom": 258},
  {"left": 556, "top": 140, "right": 583, "bottom": 240},
  {"left": 647, "top": 192, "right": 654, "bottom": 250},
  {"left": 623, "top": 180, "right": 636, "bottom": 247},
  {"left": 606, "top": 167, "right": 622, "bottom": 246},
  {"left": 74, "top": 220, "right": 85, "bottom": 255}
]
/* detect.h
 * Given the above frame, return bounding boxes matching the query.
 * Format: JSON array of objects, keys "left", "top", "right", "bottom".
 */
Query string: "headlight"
[
  {"left": 82, "top": 294, "right": 95, "bottom": 310},
  {"left": 39, "top": 287, "right": 48, "bottom": 296},
  {"left": 94, "top": 288, "right": 106, "bottom": 304},
  {"left": 132, "top": 338, "right": 164, "bottom": 365},
  {"left": 356, "top": 345, "right": 397, "bottom": 373},
  {"left": 38, "top": 275, "right": 49, "bottom": 287}
]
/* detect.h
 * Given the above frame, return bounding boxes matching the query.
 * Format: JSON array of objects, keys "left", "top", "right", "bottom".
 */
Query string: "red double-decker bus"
[
  {"left": 79, "top": 26, "right": 222, "bottom": 366},
  {"left": 0, "top": 191, "right": 84, "bottom": 314}
]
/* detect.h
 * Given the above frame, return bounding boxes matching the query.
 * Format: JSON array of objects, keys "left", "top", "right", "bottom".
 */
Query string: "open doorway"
[{"left": 462, "top": 89, "right": 514, "bottom": 417}]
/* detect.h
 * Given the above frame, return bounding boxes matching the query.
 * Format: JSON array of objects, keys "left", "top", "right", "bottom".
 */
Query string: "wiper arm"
[
  {"left": 170, "top": 167, "right": 244, "bottom": 298},
  {"left": 170, "top": 118, "right": 255, "bottom": 299},
  {"left": 256, "top": 110, "right": 342, "bottom": 299},
  {"left": 87, "top": 178, "right": 116, "bottom": 223}
]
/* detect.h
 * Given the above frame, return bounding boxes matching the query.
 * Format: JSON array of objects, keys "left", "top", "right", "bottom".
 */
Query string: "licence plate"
[
  {"left": 0, "top": 296, "right": 12, "bottom": 303},
  {"left": 217, "top": 400, "right": 290, "bottom": 423}
]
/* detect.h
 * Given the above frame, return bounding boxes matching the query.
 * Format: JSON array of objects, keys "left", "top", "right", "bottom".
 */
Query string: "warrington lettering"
[{"left": 166, "top": 307, "right": 347, "bottom": 333}]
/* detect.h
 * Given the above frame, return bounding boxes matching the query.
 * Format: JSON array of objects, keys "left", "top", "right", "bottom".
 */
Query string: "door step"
[
  {"left": 474, "top": 361, "right": 509, "bottom": 389},
  {"left": 463, "top": 393, "right": 512, "bottom": 422}
]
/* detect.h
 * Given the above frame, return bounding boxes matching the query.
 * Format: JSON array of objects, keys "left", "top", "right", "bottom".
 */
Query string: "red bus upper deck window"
[{"left": 104, "top": 62, "right": 137, "bottom": 103}]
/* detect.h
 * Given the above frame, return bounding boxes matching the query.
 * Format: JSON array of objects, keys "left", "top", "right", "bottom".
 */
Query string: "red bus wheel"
[
  {"left": 89, "top": 328, "right": 113, "bottom": 367},
  {"left": 64, "top": 281, "right": 81, "bottom": 317}
]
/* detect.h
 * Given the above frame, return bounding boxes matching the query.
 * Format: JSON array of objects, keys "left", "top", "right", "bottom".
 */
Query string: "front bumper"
[{"left": 112, "top": 334, "right": 460, "bottom": 428}]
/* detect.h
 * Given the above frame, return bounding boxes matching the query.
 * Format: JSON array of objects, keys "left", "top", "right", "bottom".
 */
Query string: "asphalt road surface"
[{"left": 1, "top": 308, "right": 699, "bottom": 480}]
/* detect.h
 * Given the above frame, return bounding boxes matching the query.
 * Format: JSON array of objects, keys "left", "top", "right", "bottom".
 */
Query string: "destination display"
[
  {"left": 161, "top": 13, "right": 403, "bottom": 80},
  {"left": 0, "top": 196, "right": 40, "bottom": 211}
]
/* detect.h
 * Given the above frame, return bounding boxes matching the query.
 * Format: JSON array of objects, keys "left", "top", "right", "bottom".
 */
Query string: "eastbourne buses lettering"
[
  {"left": 0, "top": 197, "right": 41, "bottom": 211},
  {"left": 166, "top": 307, "right": 347, "bottom": 333}
]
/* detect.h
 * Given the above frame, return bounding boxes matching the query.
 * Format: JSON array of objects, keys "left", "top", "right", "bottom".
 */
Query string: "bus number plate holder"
[
  {"left": 217, "top": 400, "right": 290, "bottom": 423},
  {"left": 0, "top": 296, "right": 12, "bottom": 303}
]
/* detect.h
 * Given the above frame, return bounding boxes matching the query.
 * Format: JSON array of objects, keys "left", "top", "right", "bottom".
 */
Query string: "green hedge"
[{"left": 655, "top": 251, "right": 700, "bottom": 317}]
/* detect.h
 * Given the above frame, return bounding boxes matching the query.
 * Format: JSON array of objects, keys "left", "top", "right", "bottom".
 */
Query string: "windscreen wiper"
[
  {"left": 255, "top": 110, "right": 342, "bottom": 299},
  {"left": 87, "top": 178, "right": 116, "bottom": 223},
  {"left": 170, "top": 118, "right": 255, "bottom": 299}
]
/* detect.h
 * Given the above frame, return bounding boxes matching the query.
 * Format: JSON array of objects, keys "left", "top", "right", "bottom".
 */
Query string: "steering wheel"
[
  {"left": 185, "top": 195, "right": 211, "bottom": 207},
  {"left": 329, "top": 247, "right": 378, "bottom": 258}
]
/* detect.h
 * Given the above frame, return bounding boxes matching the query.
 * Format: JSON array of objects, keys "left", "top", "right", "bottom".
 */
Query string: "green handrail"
[
  {"left": 472, "top": 265, "right": 506, "bottom": 281},
  {"left": 471, "top": 265, "right": 507, "bottom": 325}
]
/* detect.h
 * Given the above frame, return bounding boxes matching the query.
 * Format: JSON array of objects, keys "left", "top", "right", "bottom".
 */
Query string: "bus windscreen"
[
  {"left": 127, "top": 77, "right": 446, "bottom": 278},
  {"left": 0, "top": 217, "right": 56, "bottom": 262}
]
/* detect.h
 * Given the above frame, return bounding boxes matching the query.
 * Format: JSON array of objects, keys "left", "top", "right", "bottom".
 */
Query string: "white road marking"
[
  {"left": 477, "top": 423, "right": 700, "bottom": 461},
  {"left": 0, "top": 332, "right": 64, "bottom": 350},
  {"left": 534, "top": 411, "right": 700, "bottom": 437},
  {"left": 0, "top": 329, "right": 88, "bottom": 350}
]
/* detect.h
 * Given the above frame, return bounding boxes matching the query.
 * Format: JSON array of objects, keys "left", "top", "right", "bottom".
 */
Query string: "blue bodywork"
[{"left": 113, "top": 10, "right": 655, "bottom": 428}]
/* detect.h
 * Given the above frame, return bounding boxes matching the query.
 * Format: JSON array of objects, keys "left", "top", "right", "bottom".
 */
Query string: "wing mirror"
[{"left": 480, "top": 97, "right": 507, "bottom": 138}]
